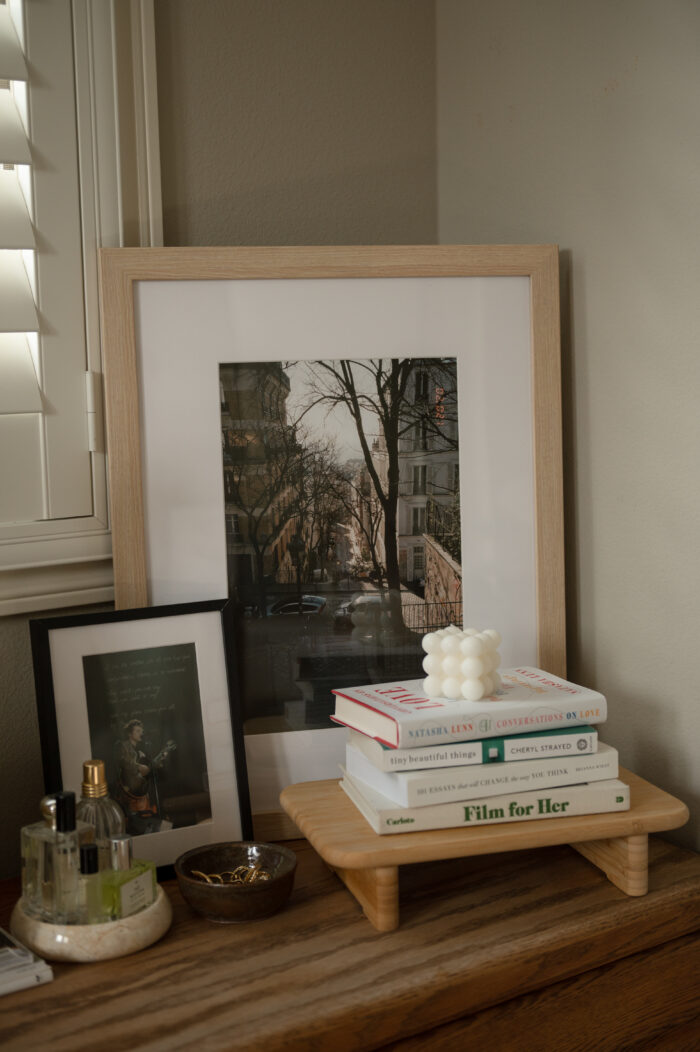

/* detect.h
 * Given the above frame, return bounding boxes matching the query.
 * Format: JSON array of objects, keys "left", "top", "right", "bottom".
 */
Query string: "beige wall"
[
  {"left": 437, "top": 0, "right": 700, "bottom": 849},
  {"left": 154, "top": 0, "right": 437, "bottom": 246}
]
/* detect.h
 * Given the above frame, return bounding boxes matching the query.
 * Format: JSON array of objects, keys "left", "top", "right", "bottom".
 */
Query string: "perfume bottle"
[
  {"left": 75, "top": 759, "right": 126, "bottom": 869},
  {"left": 20, "top": 795, "right": 56, "bottom": 919},
  {"left": 20, "top": 792, "right": 81, "bottom": 924},
  {"left": 101, "top": 835, "right": 156, "bottom": 920},
  {"left": 78, "top": 843, "right": 106, "bottom": 924},
  {"left": 49, "top": 791, "right": 81, "bottom": 925}
]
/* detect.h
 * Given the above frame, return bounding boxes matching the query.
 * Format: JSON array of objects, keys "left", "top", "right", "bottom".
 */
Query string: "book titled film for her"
[
  {"left": 331, "top": 668, "right": 607, "bottom": 749},
  {"left": 340, "top": 771, "right": 631, "bottom": 835}
]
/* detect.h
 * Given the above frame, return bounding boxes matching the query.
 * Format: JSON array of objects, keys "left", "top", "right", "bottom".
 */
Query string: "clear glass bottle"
[
  {"left": 20, "top": 791, "right": 81, "bottom": 924},
  {"left": 50, "top": 791, "right": 81, "bottom": 925},
  {"left": 75, "top": 759, "right": 126, "bottom": 870},
  {"left": 101, "top": 834, "right": 156, "bottom": 920},
  {"left": 20, "top": 795, "right": 56, "bottom": 919},
  {"left": 78, "top": 843, "right": 106, "bottom": 924}
]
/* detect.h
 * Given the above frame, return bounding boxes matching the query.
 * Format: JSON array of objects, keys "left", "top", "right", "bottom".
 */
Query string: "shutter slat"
[
  {"left": 0, "top": 167, "right": 33, "bottom": 247},
  {"left": 0, "top": 6, "right": 26, "bottom": 81},
  {"left": 0, "top": 88, "right": 31, "bottom": 163},
  {"left": 0, "top": 249, "right": 38, "bottom": 330},
  {"left": 0, "top": 332, "right": 41, "bottom": 412}
]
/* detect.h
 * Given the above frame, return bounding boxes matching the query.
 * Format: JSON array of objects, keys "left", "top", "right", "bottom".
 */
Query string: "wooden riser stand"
[{"left": 280, "top": 768, "right": 687, "bottom": 932}]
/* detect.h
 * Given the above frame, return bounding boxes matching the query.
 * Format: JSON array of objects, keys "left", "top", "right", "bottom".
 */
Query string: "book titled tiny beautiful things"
[
  {"left": 331, "top": 668, "right": 607, "bottom": 749},
  {"left": 346, "top": 725, "right": 599, "bottom": 772}
]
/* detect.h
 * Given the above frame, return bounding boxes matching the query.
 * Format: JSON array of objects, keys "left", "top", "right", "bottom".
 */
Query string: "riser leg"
[
  {"left": 571, "top": 834, "right": 649, "bottom": 896},
  {"left": 332, "top": 865, "right": 400, "bottom": 932}
]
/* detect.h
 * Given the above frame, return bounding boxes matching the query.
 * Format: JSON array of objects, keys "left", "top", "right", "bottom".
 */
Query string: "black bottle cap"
[
  {"left": 80, "top": 843, "right": 99, "bottom": 875},
  {"left": 54, "top": 790, "right": 76, "bottom": 833}
]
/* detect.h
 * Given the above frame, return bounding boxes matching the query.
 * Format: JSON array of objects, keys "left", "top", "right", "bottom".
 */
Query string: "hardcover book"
[
  {"left": 346, "top": 724, "right": 599, "bottom": 772},
  {"left": 345, "top": 740, "right": 618, "bottom": 807},
  {"left": 340, "top": 771, "right": 630, "bottom": 835},
  {"left": 332, "top": 668, "right": 607, "bottom": 749}
]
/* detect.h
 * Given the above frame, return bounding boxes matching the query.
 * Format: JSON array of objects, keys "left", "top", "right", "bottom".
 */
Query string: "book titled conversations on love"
[{"left": 331, "top": 668, "right": 607, "bottom": 749}]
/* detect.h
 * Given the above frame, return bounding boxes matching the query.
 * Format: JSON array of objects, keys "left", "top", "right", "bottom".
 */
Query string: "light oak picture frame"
[{"left": 99, "top": 245, "right": 565, "bottom": 838}]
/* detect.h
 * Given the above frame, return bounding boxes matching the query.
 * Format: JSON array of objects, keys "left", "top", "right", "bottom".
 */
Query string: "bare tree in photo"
[
  {"left": 293, "top": 357, "right": 459, "bottom": 633},
  {"left": 328, "top": 466, "right": 386, "bottom": 586},
  {"left": 285, "top": 439, "right": 349, "bottom": 590}
]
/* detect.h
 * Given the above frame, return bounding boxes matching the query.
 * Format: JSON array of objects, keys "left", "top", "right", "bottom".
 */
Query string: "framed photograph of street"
[
  {"left": 99, "top": 245, "right": 565, "bottom": 839},
  {"left": 30, "top": 599, "right": 253, "bottom": 866}
]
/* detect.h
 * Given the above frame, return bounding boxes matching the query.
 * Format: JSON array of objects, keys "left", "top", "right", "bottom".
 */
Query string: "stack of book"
[{"left": 331, "top": 667, "right": 630, "bottom": 835}]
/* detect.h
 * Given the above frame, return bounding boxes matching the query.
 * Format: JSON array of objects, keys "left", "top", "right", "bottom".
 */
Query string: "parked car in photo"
[
  {"left": 266, "top": 595, "right": 327, "bottom": 617},
  {"left": 333, "top": 592, "right": 384, "bottom": 631}
]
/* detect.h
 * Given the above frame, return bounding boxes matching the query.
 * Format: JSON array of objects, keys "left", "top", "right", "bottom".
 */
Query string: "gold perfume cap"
[
  {"left": 81, "top": 759, "right": 108, "bottom": 798},
  {"left": 40, "top": 794, "right": 56, "bottom": 829}
]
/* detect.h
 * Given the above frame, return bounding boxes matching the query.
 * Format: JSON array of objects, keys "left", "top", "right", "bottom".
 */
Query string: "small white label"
[{"left": 119, "top": 871, "right": 154, "bottom": 918}]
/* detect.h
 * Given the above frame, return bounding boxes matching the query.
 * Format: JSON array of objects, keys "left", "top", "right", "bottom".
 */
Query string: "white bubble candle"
[{"left": 421, "top": 626, "right": 502, "bottom": 701}]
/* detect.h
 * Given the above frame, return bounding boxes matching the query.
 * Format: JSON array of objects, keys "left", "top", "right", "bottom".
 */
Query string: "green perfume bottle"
[
  {"left": 78, "top": 843, "right": 107, "bottom": 924},
  {"left": 101, "top": 834, "right": 156, "bottom": 920}
]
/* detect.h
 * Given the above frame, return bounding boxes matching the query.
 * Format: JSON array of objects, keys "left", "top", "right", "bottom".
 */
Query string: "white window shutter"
[{"left": 0, "top": 0, "right": 162, "bottom": 613}]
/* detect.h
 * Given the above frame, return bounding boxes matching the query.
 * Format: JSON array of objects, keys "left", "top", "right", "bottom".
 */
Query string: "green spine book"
[{"left": 346, "top": 725, "right": 598, "bottom": 773}]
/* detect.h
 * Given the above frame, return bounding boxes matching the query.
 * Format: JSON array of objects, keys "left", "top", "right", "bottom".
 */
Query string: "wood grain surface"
[
  {"left": 384, "top": 931, "right": 700, "bottom": 1051},
  {"left": 1, "top": 836, "right": 700, "bottom": 1052}
]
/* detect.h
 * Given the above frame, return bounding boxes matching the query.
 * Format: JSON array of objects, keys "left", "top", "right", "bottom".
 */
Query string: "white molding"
[
  {"left": 0, "top": 525, "right": 113, "bottom": 614},
  {"left": 0, "top": 574, "right": 114, "bottom": 616}
]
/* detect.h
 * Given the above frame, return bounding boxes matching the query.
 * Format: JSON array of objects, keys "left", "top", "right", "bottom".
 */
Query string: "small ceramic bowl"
[{"left": 174, "top": 841, "right": 297, "bottom": 923}]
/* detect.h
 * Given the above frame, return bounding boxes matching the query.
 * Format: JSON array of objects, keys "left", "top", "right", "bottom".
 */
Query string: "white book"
[
  {"left": 332, "top": 667, "right": 606, "bottom": 748},
  {"left": 0, "top": 928, "right": 53, "bottom": 997},
  {"left": 345, "top": 740, "right": 618, "bottom": 807},
  {"left": 340, "top": 770, "right": 630, "bottom": 835},
  {"left": 346, "top": 725, "right": 599, "bottom": 772}
]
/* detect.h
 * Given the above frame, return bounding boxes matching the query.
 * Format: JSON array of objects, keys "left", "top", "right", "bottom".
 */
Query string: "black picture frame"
[{"left": 30, "top": 599, "right": 253, "bottom": 869}]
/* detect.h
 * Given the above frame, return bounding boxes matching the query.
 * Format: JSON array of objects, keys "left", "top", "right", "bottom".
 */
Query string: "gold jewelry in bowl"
[{"left": 190, "top": 864, "right": 273, "bottom": 886}]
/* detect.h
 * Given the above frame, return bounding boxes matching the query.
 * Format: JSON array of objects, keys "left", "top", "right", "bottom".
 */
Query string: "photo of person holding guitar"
[
  {"left": 84, "top": 641, "right": 213, "bottom": 838},
  {"left": 114, "top": 718, "right": 177, "bottom": 835}
]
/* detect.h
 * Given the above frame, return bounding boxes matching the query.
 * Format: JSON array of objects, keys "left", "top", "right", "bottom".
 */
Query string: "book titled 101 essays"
[{"left": 331, "top": 668, "right": 607, "bottom": 749}]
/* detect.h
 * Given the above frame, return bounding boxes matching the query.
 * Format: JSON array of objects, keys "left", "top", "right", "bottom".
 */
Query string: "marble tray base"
[{"left": 10, "top": 885, "right": 172, "bottom": 962}]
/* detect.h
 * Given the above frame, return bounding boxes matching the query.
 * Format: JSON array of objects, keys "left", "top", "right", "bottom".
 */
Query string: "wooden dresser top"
[{"left": 1, "top": 836, "right": 700, "bottom": 1051}]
